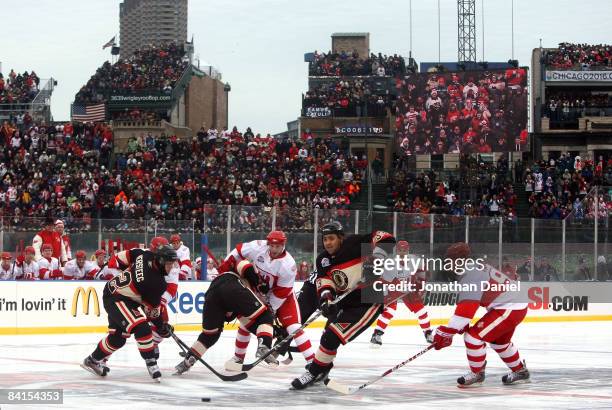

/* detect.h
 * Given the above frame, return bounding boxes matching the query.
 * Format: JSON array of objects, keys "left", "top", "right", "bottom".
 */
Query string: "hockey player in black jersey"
[
  {"left": 81, "top": 245, "right": 177, "bottom": 381},
  {"left": 291, "top": 221, "right": 396, "bottom": 390},
  {"left": 173, "top": 259, "right": 277, "bottom": 375}
]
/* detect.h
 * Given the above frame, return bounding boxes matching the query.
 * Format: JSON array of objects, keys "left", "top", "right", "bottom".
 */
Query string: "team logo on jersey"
[
  {"left": 257, "top": 256, "right": 264, "bottom": 263},
  {"left": 321, "top": 258, "right": 330, "bottom": 267},
  {"left": 331, "top": 269, "right": 349, "bottom": 291}
]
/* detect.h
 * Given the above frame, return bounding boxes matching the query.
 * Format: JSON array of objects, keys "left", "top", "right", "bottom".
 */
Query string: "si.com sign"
[
  {"left": 71, "top": 287, "right": 100, "bottom": 317},
  {"left": 528, "top": 287, "right": 588, "bottom": 312}
]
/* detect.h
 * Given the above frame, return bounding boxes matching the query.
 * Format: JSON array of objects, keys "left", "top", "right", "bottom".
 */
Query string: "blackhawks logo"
[{"left": 331, "top": 269, "right": 349, "bottom": 291}]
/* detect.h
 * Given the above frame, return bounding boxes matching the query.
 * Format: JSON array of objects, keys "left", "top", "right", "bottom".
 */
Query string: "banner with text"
[{"left": 545, "top": 71, "right": 612, "bottom": 82}]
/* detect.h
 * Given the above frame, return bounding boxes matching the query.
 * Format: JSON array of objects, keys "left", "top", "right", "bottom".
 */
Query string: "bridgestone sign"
[{"left": 545, "top": 71, "right": 612, "bottom": 82}]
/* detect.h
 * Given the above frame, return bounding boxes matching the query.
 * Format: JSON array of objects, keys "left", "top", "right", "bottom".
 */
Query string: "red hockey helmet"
[
  {"left": 75, "top": 250, "right": 86, "bottom": 259},
  {"left": 24, "top": 246, "right": 36, "bottom": 255},
  {"left": 95, "top": 249, "right": 106, "bottom": 257},
  {"left": 150, "top": 236, "right": 169, "bottom": 250},
  {"left": 445, "top": 242, "right": 471, "bottom": 259},
  {"left": 41, "top": 244, "right": 53, "bottom": 252},
  {"left": 397, "top": 240, "right": 410, "bottom": 253},
  {"left": 170, "top": 234, "right": 181, "bottom": 244},
  {"left": 266, "top": 230, "right": 287, "bottom": 245},
  {"left": 1, "top": 252, "right": 12, "bottom": 260}
]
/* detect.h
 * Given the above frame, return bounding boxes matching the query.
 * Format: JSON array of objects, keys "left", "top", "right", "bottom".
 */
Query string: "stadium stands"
[
  {"left": 544, "top": 42, "right": 612, "bottom": 70},
  {"left": 0, "top": 70, "right": 40, "bottom": 105},
  {"left": 308, "top": 51, "right": 406, "bottom": 77}
]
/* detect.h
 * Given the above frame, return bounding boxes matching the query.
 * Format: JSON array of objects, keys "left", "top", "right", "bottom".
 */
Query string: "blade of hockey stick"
[
  {"left": 325, "top": 344, "right": 435, "bottom": 394},
  {"left": 171, "top": 331, "right": 248, "bottom": 382}
]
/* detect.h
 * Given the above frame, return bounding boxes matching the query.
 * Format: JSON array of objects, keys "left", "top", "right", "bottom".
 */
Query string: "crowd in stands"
[
  {"left": 309, "top": 50, "right": 406, "bottom": 77},
  {"left": 74, "top": 43, "right": 189, "bottom": 105},
  {"left": 394, "top": 69, "right": 528, "bottom": 155},
  {"left": 0, "top": 70, "right": 40, "bottom": 105},
  {"left": 544, "top": 42, "right": 612, "bottom": 70},
  {"left": 111, "top": 108, "right": 168, "bottom": 123},
  {"left": 303, "top": 78, "right": 394, "bottom": 117},
  {"left": 524, "top": 153, "right": 611, "bottom": 220},
  {"left": 544, "top": 91, "right": 612, "bottom": 124},
  {"left": 388, "top": 154, "right": 518, "bottom": 221}
]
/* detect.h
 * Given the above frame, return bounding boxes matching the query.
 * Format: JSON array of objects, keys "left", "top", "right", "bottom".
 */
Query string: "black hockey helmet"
[
  {"left": 155, "top": 244, "right": 179, "bottom": 267},
  {"left": 321, "top": 221, "right": 344, "bottom": 237}
]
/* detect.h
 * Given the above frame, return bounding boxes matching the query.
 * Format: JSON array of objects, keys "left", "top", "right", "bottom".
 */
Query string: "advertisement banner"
[
  {"left": 305, "top": 106, "right": 332, "bottom": 118},
  {"left": 107, "top": 94, "right": 172, "bottom": 108},
  {"left": 545, "top": 71, "right": 612, "bottom": 82},
  {"left": 1, "top": 281, "right": 611, "bottom": 335},
  {"left": 334, "top": 125, "right": 385, "bottom": 135}
]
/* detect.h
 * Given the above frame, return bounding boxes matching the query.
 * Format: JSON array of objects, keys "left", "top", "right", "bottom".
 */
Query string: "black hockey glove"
[
  {"left": 319, "top": 290, "right": 338, "bottom": 318},
  {"left": 256, "top": 281, "right": 270, "bottom": 294},
  {"left": 156, "top": 322, "right": 174, "bottom": 339}
]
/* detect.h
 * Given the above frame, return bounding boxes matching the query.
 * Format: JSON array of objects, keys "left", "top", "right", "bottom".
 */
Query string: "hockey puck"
[{"left": 201, "top": 397, "right": 211, "bottom": 402}]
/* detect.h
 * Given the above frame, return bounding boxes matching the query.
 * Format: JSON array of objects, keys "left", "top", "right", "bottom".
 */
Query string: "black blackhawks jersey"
[
  {"left": 104, "top": 248, "right": 167, "bottom": 309},
  {"left": 315, "top": 232, "right": 394, "bottom": 308}
]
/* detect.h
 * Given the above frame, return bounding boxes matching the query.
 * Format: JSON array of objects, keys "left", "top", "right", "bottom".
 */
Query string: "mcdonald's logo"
[{"left": 72, "top": 287, "right": 100, "bottom": 317}]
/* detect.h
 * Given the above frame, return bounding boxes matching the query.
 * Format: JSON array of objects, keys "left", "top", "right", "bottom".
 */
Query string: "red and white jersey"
[
  {"left": 61, "top": 234, "right": 72, "bottom": 260},
  {"left": 447, "top": 263, "right": 527, "bottom": 331},
  {"left": 94, "top": 264, "right": 118, "bottom": 280},
  {"left": 161, "top": 265, "right": 180, "bottom": 305},
  {"left": 38, "top": 256, "right": 61, "bottom": 280},
  {"left": 175, "top": 243, "right": 192, "bottom": 280},
  {"left": 63, "top": 259, "right": 98, "bottom": 280},
  {"left": 219, "top": 240, "right": 297, "bottom": 311},
  {"left": 18, "top": 260, "right": 39, "bottom": 279},
  {"left": 0, "top": 264, "right": 19, "bottom": 280}
]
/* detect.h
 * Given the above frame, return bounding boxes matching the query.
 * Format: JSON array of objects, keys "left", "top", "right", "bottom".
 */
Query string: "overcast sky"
[{"left": 3, "top": 0, "right": 612, "bottom": 133}]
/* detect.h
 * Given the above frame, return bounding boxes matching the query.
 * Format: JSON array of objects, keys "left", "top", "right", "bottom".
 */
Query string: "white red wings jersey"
[
  {"left": 161, "top": 265, "right": 180, "bottom": 304},
  {"left": 18, "top": 260, "right": 40, "bottom": 279},
  {"left": 62, "top": 234, "right": 72, "bottom": 260},
  {"left": 220, "top": 240, "right": 297, "bottom": 311},
  {"left": 447, "top": 263, "right": 527, "bottom": 331},
  {"left": 38, "top": 256, "right": 61, "bottom": 280},
  {"left": 0, "top": 263, "right": 19, "bottom": 280},
  {"left": 175, "top": 243, "right": 192, "bottom": 280},
  {"left": 63, "top": 259, "right": 98, "bottom": 280}
]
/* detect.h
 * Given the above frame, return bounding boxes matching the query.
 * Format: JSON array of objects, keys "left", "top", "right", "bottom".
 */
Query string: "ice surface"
[{"left": 1, "top": 321, "right": 611, "bottom": 409}]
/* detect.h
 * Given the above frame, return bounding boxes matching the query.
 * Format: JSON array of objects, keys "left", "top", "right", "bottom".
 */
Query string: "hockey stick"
[
  {"left": 225, "top": 288, "right": 356, "bottom": 372},
  {"left": 325, "top": 344, "right": 435, "bottom": 394},
  {"left": 170, "top": 330, "right": 248, "bottom": 382}
]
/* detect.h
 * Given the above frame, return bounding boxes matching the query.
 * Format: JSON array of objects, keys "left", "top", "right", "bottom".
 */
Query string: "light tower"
[{"left": 457, "top": 0, "right": 477, "bottom": 63}]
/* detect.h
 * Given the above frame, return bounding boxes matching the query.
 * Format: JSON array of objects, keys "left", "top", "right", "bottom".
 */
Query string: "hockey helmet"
[
  {"left": 321, "top": 221, "right": 344, "bottom": 237},
  {"left": 1, "top": 252, "right": 12, "bottom": 260},
  {"left": 24, "top": 246, "right": 36, "bottom": 255},
  {"left": 170, "top": 234, "right": 181, "bottom": 244},
  {"left": 266, "top": 230, "right": 287, "bottom": 245},
  {"left": 155, "top": 244, "right": 179, "bottom": 267},
  {"left": 150, "top": 236, "right": 169, "bottom": 251},
  {"left": 75, "top": 250, "right": 87, "bottom": 259},
  {"left": 41, "top": 243, "right": 53, "bottom": 253},
  {"left": 95, "top": 249, "right": 107, "bottom": 257}
]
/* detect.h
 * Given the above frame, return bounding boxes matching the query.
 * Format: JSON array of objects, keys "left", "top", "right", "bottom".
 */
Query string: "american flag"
[
  {"left": 102, "top": 36, "right": 116, "bottom": 49},
  {"left": 71, "top": 103, "right": 106, "bottom": 122}
]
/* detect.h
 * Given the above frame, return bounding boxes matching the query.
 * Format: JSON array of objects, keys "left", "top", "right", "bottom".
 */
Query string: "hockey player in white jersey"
[
  {"left": 63, "top": 250, "right": 99, "bottom": 280},
  {"left": 0, "top": 252, "right": 20, "bottom": 280},
  {"left": 170, "top": 234, "right": 192, "bottom": 280},
  {"left": 16, "top": 246, "right": 39, "bottom": 280},
  {"left": 93, "top": 249, "right": 115, "bottom": 280},
  {"left": 38, "top": 244, "right": 62, "bottom": 280},
  {"left": 217, "top": 230, "right": 315, "bottom": 366},
  {"left": 370, "top": 240, "right": 433, "bottom": 346}
]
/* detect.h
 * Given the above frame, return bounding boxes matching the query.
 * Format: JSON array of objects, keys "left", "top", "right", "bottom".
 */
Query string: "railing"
[{"left": 2, "top": 202, "right": 610, "bottom": 281}]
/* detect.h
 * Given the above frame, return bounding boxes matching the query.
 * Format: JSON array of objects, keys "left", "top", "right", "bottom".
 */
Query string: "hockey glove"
[
  {"left": 156, "top": 322, "right": 174, "bottom": 339},
  {"left": 319, "top": 290, "right": 338, "bottom": 318},
  {"left": 256, "top": 281, "right": 270, "bottom": 295},
  {"left": 432, "top": 325, "right": 458, "bottom": 350}
]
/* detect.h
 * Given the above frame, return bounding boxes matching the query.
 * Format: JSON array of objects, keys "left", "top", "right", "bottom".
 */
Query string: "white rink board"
[{"left": 0, "top": 281, "right": 611, "bottom": 334}]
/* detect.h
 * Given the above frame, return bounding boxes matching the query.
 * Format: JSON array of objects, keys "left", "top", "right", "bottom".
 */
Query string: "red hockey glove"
[
  {"left": 16, "top": 255, "right": 25, "bottom": 266},
  {"left": 433, "top": 325, "right": 458, "bottom": 350}
]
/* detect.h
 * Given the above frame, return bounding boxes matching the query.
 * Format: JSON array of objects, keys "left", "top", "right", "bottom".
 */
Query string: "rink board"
[{"left": 0, "top": 281, "right": 611, "bottom": 334}]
